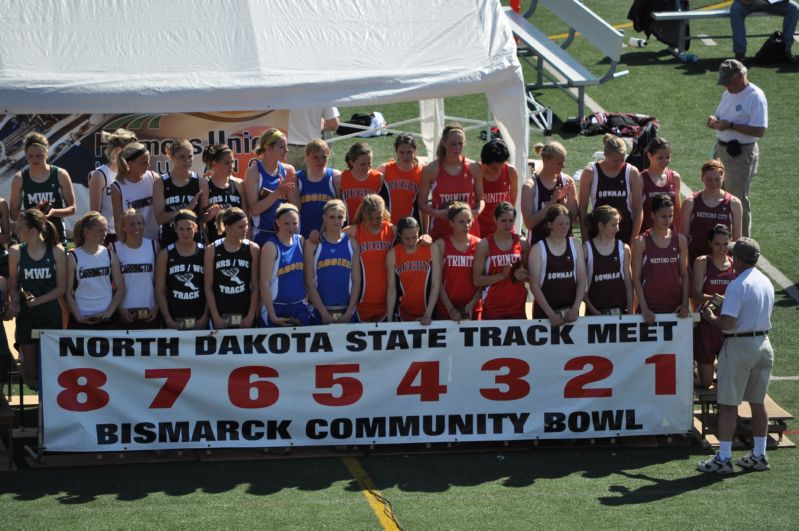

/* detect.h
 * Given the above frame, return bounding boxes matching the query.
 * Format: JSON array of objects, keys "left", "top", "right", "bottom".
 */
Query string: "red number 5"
[{"left": 313, "top": 364, "right": 363, "bottom": 406}]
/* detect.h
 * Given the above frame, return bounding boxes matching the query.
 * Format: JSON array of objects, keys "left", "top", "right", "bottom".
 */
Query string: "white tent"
[{"left": 0, "top": 0, "right": 528, "bottom": 183}]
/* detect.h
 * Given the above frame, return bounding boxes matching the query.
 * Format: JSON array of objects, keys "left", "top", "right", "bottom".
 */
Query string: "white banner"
[{"left": 40, "top": 316, "right": 694, "bottom": 452}]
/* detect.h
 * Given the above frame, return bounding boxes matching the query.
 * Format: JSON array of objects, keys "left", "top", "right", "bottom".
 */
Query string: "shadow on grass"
[{"left": 598, "top": 469, "right": 726, "bottom": 506}]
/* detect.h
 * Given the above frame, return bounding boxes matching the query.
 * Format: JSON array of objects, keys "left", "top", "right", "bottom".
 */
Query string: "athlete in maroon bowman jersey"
[{"left": 583, "top": 205, "right": 633, "bottom": 315}]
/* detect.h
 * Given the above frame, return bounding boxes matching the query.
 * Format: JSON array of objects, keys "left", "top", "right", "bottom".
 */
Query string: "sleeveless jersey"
[
  {"left": 534, "top": 238, "right": 578, "bottom": 318},
  {"left": 528, "top": 172, "right": 572, "bottom": 245},
  {"left": 298, "top": 168, "right": 336, "bottom": 238},
  {"left": 313, "top": 233, "right": 354, "bottom": 309},
  {"left": 206, "top": 177, "right": 243, "bottom": 243},
  {"left": 687, "top": 191, "right": 733, "bottom": 263},
  {"left": 267, "top": 234, "right": 306, "bottom": 305},
  {"left": 393, "top": 244, "right": 432, "bottom": 320},
  {"left": 482, "top": 234, "right": 526, "bottom": 319},
  {"left": 435, "top": 234, "right": 482, "bottom": 319},
  {"left": 694, "top": 259, "right": 736, "bottom": 363},
  {"left": 430, "top": 158, "right": 480, "bottom": 240},
  {"left": 22, "top": 166, "right": 66, "bottom": 242},
  {"left": 477, "top": 164, "right": 511, "bottom": 237},
  {"left": 640, "top": 168, "right": 677, "bottom": 233},
  {"left": 17, "top": 244, "right": 61, "bottom": 321},
  {"left": 383, "top": 161, "right": 421, "bottom": 225},
  {"left": 165, "top": 243, "right": 206, "bottom": 320},
  {"left": 585, "top": 239, "right": 627, "bottom": 312},
  {"left": 71, "top": 246, "right": 113, "bottom": 317},
  {"left": 252, "top": 160, "right": 287, "bottom": 236},
  {"left": 641, "top": 230, "right": 682, "bottom": 313},
  {"left": 340, "top": 169, "right": 382, "bottom": 223},
  {"left": 212, "top": 239, "right": 254, "bottom": 316},
  {"left": 355, "top": 221, "right": 394, "bottom": 321},
  {"left": 112, "top": 171, "right": 160, "bottom": 241},
  {"left": 159, "top": 171, "right": 201, "bottom": 247},
  {"left": 92, "top": 164, "right": 118, "bottom": 234},
  {"left": 112, "top": 238, "right": 157, "bottom": 310},
  {"left": 590, "top": 162, "right": 633, "bottom": 243}
]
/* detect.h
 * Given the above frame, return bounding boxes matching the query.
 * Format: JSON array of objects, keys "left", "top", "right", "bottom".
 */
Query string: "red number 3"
[{"left": 57, "top": 368, "right": 110, "bottom": 412}]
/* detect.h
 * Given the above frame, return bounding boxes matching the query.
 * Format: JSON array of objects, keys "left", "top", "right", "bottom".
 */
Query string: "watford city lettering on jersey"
[
  {"left": 598, "top": 190, "right": 627, "bottom": 198},
  {"left": 121, "top": 263, "right": 154, "bottom": 274},
  {"left": 79, "top": 266, "right": 110, "bottom": 278},
  {"left": 709, "top": 278, "right": 731, "bottom": 286},
  {"left": 127, "top": 197, "right": 153, "bottom": 209},
  {"left": 446, "top": 255, "right": 473, "bottom": 267},
  {"left": 360, "top": 241, "right": 392, "bottom": 252},
  {"left": 395, "top": 260, "right": 430, "bottom": 274},
  {"left": 695, "top": 211, "right": 728, "bottom": 220},
  {"left": 488, "top": 253, "right": 519, "bottom": 268},
  {"left": 317, "top": 258, "right": 351, "bottom": 270},
  {"left": 23, "top": 267, "right": 53, "bottom": 280},
  {"left": 648, "top": 256, "right": 678, "bottom": 264}
]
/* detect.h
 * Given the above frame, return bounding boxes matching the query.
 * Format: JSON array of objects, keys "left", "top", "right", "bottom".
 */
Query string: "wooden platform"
[{"left": 692, "top": 391, "right": 795, "bottom": 449}]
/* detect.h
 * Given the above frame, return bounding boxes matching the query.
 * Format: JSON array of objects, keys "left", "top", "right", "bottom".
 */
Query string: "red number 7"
[{"left": 145, "top": 368, "right": 192, "bottom": 408}]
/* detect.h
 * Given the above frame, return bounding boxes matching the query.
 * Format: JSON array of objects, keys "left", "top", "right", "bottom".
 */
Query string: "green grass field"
[{"left": 2, "top": 1, "right": 798, "bottom": 528}]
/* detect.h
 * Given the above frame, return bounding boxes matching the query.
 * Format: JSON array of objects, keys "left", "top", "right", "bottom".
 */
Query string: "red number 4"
[{"left": 397, "top": 361, "right": 447, "bottom": 401}]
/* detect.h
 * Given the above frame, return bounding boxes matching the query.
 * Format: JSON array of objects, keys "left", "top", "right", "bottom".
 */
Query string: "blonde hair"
[
  {"left": 534, "top": 141, "right": 567, "bottom": 160},
  {"left": 166, "top": 138, "right": 193, "bottom": 157},
  {"left": 305, "top": 139, "right": 330, "bottom": 157},
  {"left": 602, "top": 134, "right": 627, "bottom": 157},
  {"left": 255, "top": 128, "right": 286, "bottom": 156},
  {"left": 121, "top": 207, "right": 144, "bottom": 227},
  {"left": 116, "top": 142, "right": 149, "bottom": 184},
  {"left": 101, "top": 128, "right": 138, "bottom": 161},
  {"left": 73, "top": 211, "right": 106, "bottom": 247},
  {"left": 435, "top": 124, "right": 466, "bottom": 159},
  {"left": 353, "top": 194, "right": 390, "bottom": 225},
  {"left": 321, "top": 199, "right": 347, "bottom": 231}
]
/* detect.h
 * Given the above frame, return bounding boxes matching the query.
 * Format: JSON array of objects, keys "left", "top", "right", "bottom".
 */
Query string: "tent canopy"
[{"left": 0, "top": 0, "right": 528, "bottom": 176}]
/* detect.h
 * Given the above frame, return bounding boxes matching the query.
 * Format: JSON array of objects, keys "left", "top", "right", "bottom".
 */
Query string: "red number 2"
[
  {"left": 145, "top": 368, "right": 192, "bottom": 408},
  {"left": 57, "top": 368, "right": 110, "bottom": 412},
  {"left": 563, "top": 356, "right": 613, "bottom": 398}
]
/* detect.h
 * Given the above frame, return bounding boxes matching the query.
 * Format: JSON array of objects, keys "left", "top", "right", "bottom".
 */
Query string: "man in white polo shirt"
[
  {"left": 706, "top": 59, "right": 767, "bottom": 238},
  {"left": 697, "top": 237, "right": 775, "bottom": 474}
]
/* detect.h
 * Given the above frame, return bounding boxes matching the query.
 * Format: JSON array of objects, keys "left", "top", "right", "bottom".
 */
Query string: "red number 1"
[{"left": 645, "top": 354, "right": 676, "bottom": 395}]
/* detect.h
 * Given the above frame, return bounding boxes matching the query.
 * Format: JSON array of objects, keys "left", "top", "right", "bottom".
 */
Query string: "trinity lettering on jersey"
[
  {"left": 488, "top": 253, "right": 520, "bottom": 268},
  {"left": 23, "top": 267, "right": 52, "bottom": 280},
  {"left": 438, "top": 192, "right": 471, "bottom": 204},
  {"left": 483, "top": 191, "right": 507, "bottom": 203},
  {"left": 446, "top": 255, "right": 473, "bottom": 267}
]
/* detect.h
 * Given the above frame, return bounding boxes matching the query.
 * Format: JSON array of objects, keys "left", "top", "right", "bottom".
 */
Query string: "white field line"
[
  {"left": 771, "top": 376, "right": 799, "bottom": 381},
  {"left": 697, "top": 34, "right": 718, "bottom": 46}
]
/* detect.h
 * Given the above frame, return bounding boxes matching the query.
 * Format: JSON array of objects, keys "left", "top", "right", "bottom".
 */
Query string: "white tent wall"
[{"left": 0, "top": 0, "right": 528, "bottom": 209}]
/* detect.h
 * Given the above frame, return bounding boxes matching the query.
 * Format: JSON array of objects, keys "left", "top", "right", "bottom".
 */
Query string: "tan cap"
[
  {"left": 730, "top": 237, "right": 760, "bottom": 265},
  {"left": 718, "top": 59, "right": 746, "bottom": 86}
]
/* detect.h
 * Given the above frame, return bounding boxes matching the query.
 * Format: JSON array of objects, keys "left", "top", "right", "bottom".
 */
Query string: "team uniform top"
[
  {"left": 313, "top": 233, "right": 355, "bottom": 310},
  {"left": 528, "top": 172, "right": 572, "bottom": 245},
  {"left": 430, "top": 158, "right": 481, "bottom": 241},
  {"left": 383, "top": 161, "right": 421, "bottom": 225},
  {"left": 340, "top": 169, "right": 382, "bottom": 224},
  {"left": 267, "top": 234, "right": 306, "bottom": 305},
  {"left": 112, "top": 239, "right": 157, "bottom": 311},
  {"left": 212, "top": 239, "right": 255, "bottom": 316},
  {"left": 355, "top": 221, "right": 394, "bottom": 321},
  {"left": 297, "top": 168, "right": 336, "bottom": 238},
  {"left": 70, "top": 246, "right": 113, "bottom": 317},
  {"left": 165, "top": 243, "right": 206, "bottom": 320},
  {"left": 159, "top": 171, "right": 201, "bottom": 247},
  {"left": 640, "top": 230, "right": 681, "bottom": 313},
  {"left": 92, "top": 164, "right": 118, "bottom": 234},
  {"left": 694, "top": 260, "right": 736, "bottom": 364},
  {"left": 482, "top": 233, "right": 526, "bottom": 319},
  {"left": 21, "top": 166, "right": 66, "bottom": 242},
  {"left": 640, "top": 168, "right": 677, "bottom": 233},
  {"left": 393, "top": 244, "right": 432, "bottom": 321},
  {"left": 585, "top": 239, "right": 627, "bottom": 313},
  {"left": 687, "top": 191, "right": 733, "bottom": 263},
  {"left": 251, "top": 160, "right": 287, "bottom": 240},
  {"left": 534, "top": 238, "right": 578, "bottom": 319},
  {"left": 590, "top": 162, "right": 633, "bottom": 244},
  {"left": 112, "top": 171, "right": 160, "bottom": 241},
  {"left": 206, "top": 178, "right": 243, "bottom": 243},
  {"left": 17, "top": 243, "right": 61, "bottom": 322},
  {"left": 435, "top": 234, "right": 482, "bottom": 319},
  {"left": 477, "top": 163, "right": 511, "bottom": 237}
]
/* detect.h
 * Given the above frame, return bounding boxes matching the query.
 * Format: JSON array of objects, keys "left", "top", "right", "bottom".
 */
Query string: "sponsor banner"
[{"left": 40, "top": 316, "right": 693, "bottom": 452}]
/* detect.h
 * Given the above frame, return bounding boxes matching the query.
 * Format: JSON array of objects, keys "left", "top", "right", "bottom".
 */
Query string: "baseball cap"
[
  {"left": 718, "top": 59, "right": 746, "bottom": 86},
  {"left": 730, "top": 237, "right": 760, "bottom": 264}
]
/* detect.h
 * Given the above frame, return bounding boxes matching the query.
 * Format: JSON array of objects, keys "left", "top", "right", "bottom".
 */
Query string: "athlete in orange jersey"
[
  {"left": 339, "top": 142, "right": 384, "bottom": 224},
  {"left": 378, "top": 134, "right": 423, "bottom": 225},
  {"left": 434, "top": 202, "right": 482, "bottom": 321},
  {"left": 418, "top": 124, "right": 484, "bottom": 240},
  {"left": 473, "top": 202, "right": 530, "bottom": 320},
  {"left": 387, "top": 217, "right": 441, "bottom": 324}
]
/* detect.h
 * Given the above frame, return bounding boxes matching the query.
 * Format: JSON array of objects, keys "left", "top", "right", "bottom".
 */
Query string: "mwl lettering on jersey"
[
  {"left": 27, "top": 192, "right": 56, "bottom": 203},
  {"left": 23, "top": 267, "right": 52, "bottom": 280}
]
